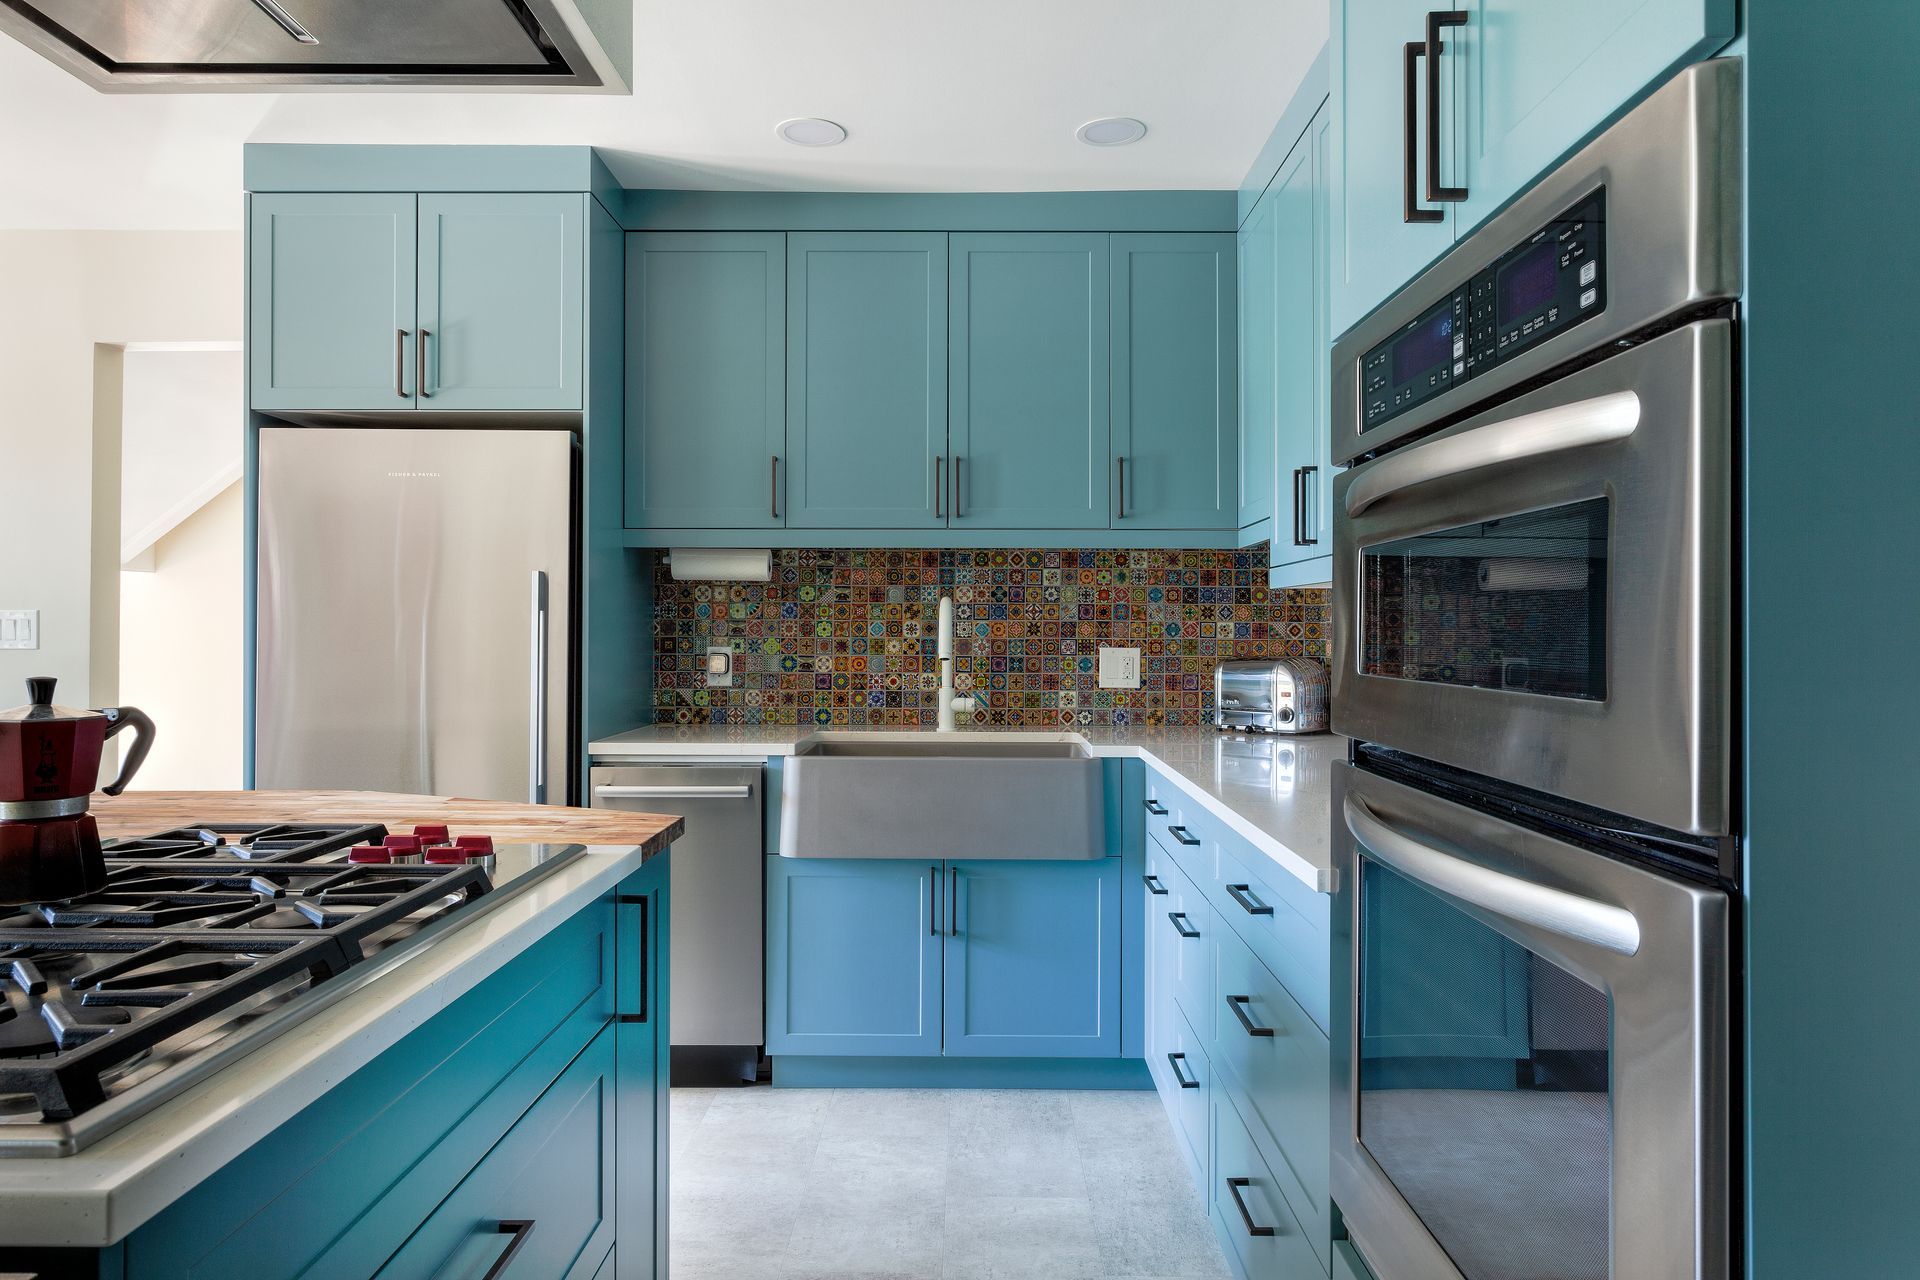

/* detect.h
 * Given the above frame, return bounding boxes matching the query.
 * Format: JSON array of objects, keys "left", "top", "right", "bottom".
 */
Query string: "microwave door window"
[
  {"left": 1360, "top": 496, "right": 1609, "bottom": 700},
  {"left": 1357, "top": 859, "right": 1613, "bottom": 1280}
]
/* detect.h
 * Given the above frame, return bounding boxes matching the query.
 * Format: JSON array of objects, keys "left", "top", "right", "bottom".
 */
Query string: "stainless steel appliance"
[
  {"left": 1213, "top": 658, "right": 1329, "bottom": 734},
  {"left": 1332, "top": 762, "right": 1729, "bottom": 1280},
  {"left": 591, "top": 765, "right": 763, "bottom": 1083},
  {"left": 0, "top": 0, "right": 627, "bottom": 91},
  {"left": 0, "top": 820, "right": 585, "bottom": 1157},
  {"left": 1331, "top": 58, "right": 1741, "bottom": 842},
  {"left": 255, "top": 427, "right": 574, "bottom": 805}
]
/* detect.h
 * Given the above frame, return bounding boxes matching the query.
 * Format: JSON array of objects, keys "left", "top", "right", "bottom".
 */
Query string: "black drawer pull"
[
  {"left": 1226, "top": 883, "right": 1274, "bottom": 916},
  {"left": 1142, "top": 873, "right": 1169, "bottom": 896},
  {"left": 614, "top": 895, "right": 649, "bottom": 1023},
  {"left": 1167, "top": 824, "right": 1201, "bottom": 847},
  {"left": 1227, "top": 994, "right": 1276, "bottom": 1038},
  {"left": 1144, "top": 797, "right": 1168, "bottom": 816},
  {"left": 1225, "top": 1178, "right": 1277, "bottom": 1238},
  {"left": 1168, "top": 911, "right": 1201, "bottom": 939},
  {"left": 1167, "top": 1052, "right": 1200, "bottom": 1089},
  {"left": 481, "top": 1220, "right": 536, "bottom": 1280}
]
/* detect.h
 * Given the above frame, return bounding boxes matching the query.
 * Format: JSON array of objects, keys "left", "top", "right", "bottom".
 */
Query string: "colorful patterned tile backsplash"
[{"left": 653, "top": 547, "right": 1328, "bottom": 728}]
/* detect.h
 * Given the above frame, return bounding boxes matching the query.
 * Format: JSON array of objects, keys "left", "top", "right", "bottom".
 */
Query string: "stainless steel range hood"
[{"left": 0, "top": 0, "right": 630, "bottom": 91}]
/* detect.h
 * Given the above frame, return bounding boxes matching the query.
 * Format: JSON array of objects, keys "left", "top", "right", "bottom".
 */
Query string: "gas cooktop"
[{"left": 0, "top": 821, "right": 584, "bottom": 1157}]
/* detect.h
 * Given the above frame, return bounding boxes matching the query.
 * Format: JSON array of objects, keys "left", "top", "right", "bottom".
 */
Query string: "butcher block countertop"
[{"left": 93, "top": 789, "right": 685, "bottom": 853}]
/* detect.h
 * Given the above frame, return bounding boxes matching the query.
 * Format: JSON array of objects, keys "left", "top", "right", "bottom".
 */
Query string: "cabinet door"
[
  {"left": 1271, "top": 107, "right": 1334, "bottom": 580},
  {"left": 949, "top": 234, "right": 1110, "bottom": 530},
  {"left": 625, "top": 233, "right": 786, "bottom": 530},
  {"left": 417, "top": 194, "right": 583, "bottom": 412},
  {"left": 1455, "top": 0, "right": 1733, "bottom": 232},
  {"left": 943, "top": 859, "right": 1121, "bottom": 1059},
  {"left": 373, "top": 1024, "right": 617, "bottom": 1280},
  {"left": 1111, "top": 233, "right": 1237, "bottom": 531},
  {"left": 1329, "top": 0, "right": 1458, "bottom": 338},
  {"left": 614, "top": 863, "right": 668, "bottom": 1280},
  {"left": 250, "top": 193, "right": 417, "bottom": 412},
  {"left": 1236, "top": 190, "right": 1280, "bottom": 537},
  {"left": 787, "top": 233, "right": 947, "bottom": 528},
  {"left": 766, "top": 858, "right": 943, "bottom": 1057}
]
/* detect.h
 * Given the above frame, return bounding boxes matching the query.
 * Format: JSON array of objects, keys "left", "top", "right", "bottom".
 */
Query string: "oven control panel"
[{"left": 1362, "top": 189, "right": 1607, "bottom": 431}]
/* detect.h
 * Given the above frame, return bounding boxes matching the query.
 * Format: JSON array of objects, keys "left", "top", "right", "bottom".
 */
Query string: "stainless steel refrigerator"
[{"left": 254, "top": 427, "right": 574, "bottom": 803}]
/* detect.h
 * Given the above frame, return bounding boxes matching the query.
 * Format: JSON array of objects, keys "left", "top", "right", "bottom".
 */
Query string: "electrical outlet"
[
  {"left": 1098, "top": 646, "right": 1141, "bottom": 690},
  {"left": 705, "top": 644, "right": 735, "bottom": 687},
  {"left": 0, "top": 610, "right": 37, "bottom": 650}
]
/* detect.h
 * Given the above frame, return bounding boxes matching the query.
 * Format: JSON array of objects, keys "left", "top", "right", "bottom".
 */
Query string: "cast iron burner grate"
[
  {"left": 102, "top": 822, "right": 389, "bottom": 863},
  {"left": 0, "top": 857, "right": 490, "bottom": 1121}
]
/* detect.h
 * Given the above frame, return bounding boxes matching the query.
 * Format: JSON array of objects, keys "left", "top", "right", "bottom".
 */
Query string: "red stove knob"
[
  {"left": 454, "top": 834, "right": 494, "bottom": 855},
  {"left": 383, "top": 835, "right": 422, "bottom": 854},
  {"left": 412, "top": 824, "right": 450, "bottom": 845},
  {"left": 348, "top": 845, "right": 391, "bottom": 864}
]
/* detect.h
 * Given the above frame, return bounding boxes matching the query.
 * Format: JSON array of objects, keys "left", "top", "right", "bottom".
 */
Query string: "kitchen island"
[{"left": 0, "top": 792, "right": 679, "bottom": 1280}]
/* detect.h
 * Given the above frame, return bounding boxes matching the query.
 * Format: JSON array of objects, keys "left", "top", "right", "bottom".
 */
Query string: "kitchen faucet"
[{"left": 936, "top": 595, "right": 984, "bottom": 731}]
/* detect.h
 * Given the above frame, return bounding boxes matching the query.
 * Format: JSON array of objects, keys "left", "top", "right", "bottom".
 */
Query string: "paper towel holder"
[{"left": 665, "top": 548, "right": 773, "bottom": 583}]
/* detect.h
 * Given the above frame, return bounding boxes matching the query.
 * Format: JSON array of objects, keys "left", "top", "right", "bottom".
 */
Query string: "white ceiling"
[{"left": 0, "top": 0, "right": 1325, "bottom": 231}]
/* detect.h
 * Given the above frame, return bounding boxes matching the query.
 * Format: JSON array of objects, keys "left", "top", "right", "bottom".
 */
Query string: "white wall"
[
  {"left": 121, "top": 346, "right": 244, "bottom": 564},
  {"left": 0, "top": 230, "right": 242, "bottom": 709},
  {"left": 119, "top": 482, "right": 244, "bottom": 789}
]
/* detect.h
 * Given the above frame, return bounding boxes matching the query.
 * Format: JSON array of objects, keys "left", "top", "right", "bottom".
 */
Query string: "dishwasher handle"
[{"left": 594, "top": 784, "right": 754, "bottom": 801}]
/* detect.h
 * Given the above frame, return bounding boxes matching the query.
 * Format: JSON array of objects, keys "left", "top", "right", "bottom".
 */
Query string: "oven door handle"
[
  {"left": 1343, "top": 389, "right": 1641, "bottom": 517},
  {"left": 1343, "top": 795, "right": 1642, "bottom": 956}
]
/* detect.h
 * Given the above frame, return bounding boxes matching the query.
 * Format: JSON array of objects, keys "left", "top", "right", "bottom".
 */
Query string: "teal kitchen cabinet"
[
  {"left": 625, "top": 232, "right": 787, "bottom": 531},
  {"left": 1333, "top": 1240, "right": 1380, "bottom": 1280},
  {"left": 944, "top": 858, "right": 1122, "bottom": 1058},
  {"left": 765, "top": 857, "right": 944, "bottom": 1057},
  {"left": 416, "top": 194, "right": 584, "bottom": 412},
  {"left": 614, "top": 862, "right": 670, "bottom": 1280},
  {"left": 1330, "top": 0, "right": 1732, "bottom": 336},
  {"left": 949, "top": 233, "right": 1110, "bottom": 530},
  {"left": 1235, "top": 187, "right": 1279, "bottom": 539},
  {"left": 1269, "top": 106, "right": 1334, "bottom": 588},
  {"left": 1109, "top": 234, "right": 1238, "bottom": 531},
  {"left": 250, "top": 193, "right": 417, "bottom": 412},
  {"left": 786, "top": 232, "right": 948, "bottom": 529}
]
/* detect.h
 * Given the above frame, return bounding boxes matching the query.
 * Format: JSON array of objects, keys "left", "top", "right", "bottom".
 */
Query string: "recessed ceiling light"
[
  {"left": 777, "top": 118, "right": 848, "bottom": 147},
  {"left": 1077, "top": 117, "right": 1148, "bottom": 147}
]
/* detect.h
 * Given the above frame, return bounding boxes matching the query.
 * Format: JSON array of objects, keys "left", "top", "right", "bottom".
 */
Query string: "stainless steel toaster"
[{"left": 1213, "top": 658, "right": 1329, "bottom": 734}]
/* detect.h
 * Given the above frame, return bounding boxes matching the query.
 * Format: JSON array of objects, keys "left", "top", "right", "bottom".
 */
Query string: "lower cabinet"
[
  {"left": 1212, "top": 1088, "right": 1324, "bottom": 1280},
  {"left": 766, "top": 856, "right": 1121, "bottom": 1060}
]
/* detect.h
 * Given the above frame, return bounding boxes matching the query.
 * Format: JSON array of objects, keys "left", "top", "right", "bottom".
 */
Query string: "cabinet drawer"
[
  {"left": 374, "top": 1023, "right": 617, "bottom": 1280},
  {"left": 1159, "top": 1004, "right": 1211, "bottom": 1183},
  {"left": 1204, "top": 838, "right": 1331, "bottom": 1035},
  {"left": 1210, "top": 1087, "right": 1321, "bottom": 1280},
  {"left": 1209, "top": 925, "right": 1330, "bottom": 1268},
  {"left": 1160, "top": 880, "right": 1215, "bottom": 1040}
]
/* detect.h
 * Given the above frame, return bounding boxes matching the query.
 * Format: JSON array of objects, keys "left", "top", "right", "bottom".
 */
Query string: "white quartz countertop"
[
  {"left": 590, "top": 724, "right": 1342, "bottom": 893},
  {"left": 0, "top": 843, "right": 657, "bottom": 1248}
]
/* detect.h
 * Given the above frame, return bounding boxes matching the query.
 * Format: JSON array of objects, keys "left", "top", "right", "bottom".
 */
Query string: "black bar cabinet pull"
[
  {"left": 1168, "top": 911, "right": 1200, "bottom": 939},
  {"left": 1424, "top": 10, "right": 1470, "bottom": 204},
  {"left": 951, "top": 454, "right": 962, "bottom": 518},
  {"left": 770, "top": 455, "right": 780, "bottom": 519},
  {"left": 949, "top": 864, "right": 958, "bottom": 935},
  {"left": 1167, "top": 1052, "right": 1200, "bottom": 1089},
  {"left": 614, "top": 894, "right": 649, "bottom": 1023},
  {"left": 1403, "top": 42, "right": 1444, "bottom": 224},
  {"left": 1226, "top": 884, "right": 1274, "bottom": 917},
  {"left": 481, "top": 1220, "right": 537, "bottom": 1280},
  {"left": 1168, "top": 824, "right": 1201, "bottom": 847},
  {"left": 935, "top": 455, "right": 944, "bottom": 518},
  {"left": 395, "top": 328, "right": 411, "bottom": 398},
  {"left": 1227, "top": 994, "right": 1276, "bottom": 1037},
  {"left": 1225, "top": 1179, "right": 1277, "bottom": 1238},
  {"left": 1117, "top": 455, "right": 1127, "bottom": 519},
  {"left": 1298, "top": 466, "right": 1319, "bottom": 545},
  {"left": 1291, "top": 467, "right": 1306, "bottom": 545},
  {"left": 417, "top": 328, "right": 433, "bottom": 398},
  {"left": 930, "top": 863, "right": 940, "bottom": 935},
  {"left": 1142, "top": 873, "right": 1168, "bottom": 896},
  {"left": 1144, "top": 798, "right": 1168, "bottom": 816}
]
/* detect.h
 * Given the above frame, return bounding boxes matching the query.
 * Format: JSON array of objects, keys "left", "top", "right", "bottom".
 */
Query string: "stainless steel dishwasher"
[{"left": 590, "top": 763, "right": 764, "bottom": 1084}]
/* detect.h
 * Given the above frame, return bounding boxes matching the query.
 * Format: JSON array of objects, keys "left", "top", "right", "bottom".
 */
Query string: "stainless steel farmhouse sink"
[{"left": 776, "top": 734, "right": 1106, "bottom": 860}]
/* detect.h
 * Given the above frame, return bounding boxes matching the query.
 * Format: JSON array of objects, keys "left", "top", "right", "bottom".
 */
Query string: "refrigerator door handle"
[{"left": 529, "top": 570, "right": 549, "bottom": 804}]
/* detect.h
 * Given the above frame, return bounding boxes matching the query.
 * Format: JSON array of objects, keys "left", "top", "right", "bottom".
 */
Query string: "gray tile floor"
[{"left": 669, "top": 1086, "right": 1233, "bottom": 1280}]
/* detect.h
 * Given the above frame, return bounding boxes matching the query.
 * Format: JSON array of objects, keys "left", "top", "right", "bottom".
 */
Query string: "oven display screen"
[
  {"left": 1498, "top": 240, "right": 1559, "bottom": 324},
  {"left": 1392, "top": 309, "right": 1453, "bottom": 386}
]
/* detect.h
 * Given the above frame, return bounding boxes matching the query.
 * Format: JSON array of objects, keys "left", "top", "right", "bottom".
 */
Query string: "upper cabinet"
[
  {"left": 1236, "top": 194, "right": 1279, "bottom": 538},
  {"left": 624, "top": 232, "right": 787, "bottom": 531},
  {"left": 1269, "top": 107, "right": 1334, "bottom": 587},
  {"left": 1330, "top": 0, "right": 1733, "bottom": 338},
  {"left": 1111, "top": 234, "right": 1238, "bottom": 532},
  {"left": 949, "top": 234, "right": 1111, "bottom": 531},
  {"left": 250, "top": 192, "right": 584, "bottom": 414},
  {"left": 786, "top": 233, "right": 948, "bottom": 529}
]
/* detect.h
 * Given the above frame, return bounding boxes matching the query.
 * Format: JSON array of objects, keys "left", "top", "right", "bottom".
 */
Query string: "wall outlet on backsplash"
[
  {"left": 1097, "top": 647, "right": 1141, "bottom": 690},
  {"left": 704, "top": 645, "right": 735, "bottom": 687}
]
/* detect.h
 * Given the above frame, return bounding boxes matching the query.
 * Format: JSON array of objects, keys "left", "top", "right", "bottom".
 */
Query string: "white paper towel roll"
[
  {"left": 667, "top": 548, "right": 772, "bottom": 582},
  {"left": 1477, "top": 557, "right": 1589, "bottom": 592}
]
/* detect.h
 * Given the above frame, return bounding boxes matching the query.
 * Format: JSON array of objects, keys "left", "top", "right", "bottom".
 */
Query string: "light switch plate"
[
  {"left": 0, "top": 610, "right": 37, "bottom": 650},
  {"left": 1098, "top": 646, "right": 1141, "bottom": 689},
  {"left": 705, "top": 644, "right": 735, "bottom": 687}
]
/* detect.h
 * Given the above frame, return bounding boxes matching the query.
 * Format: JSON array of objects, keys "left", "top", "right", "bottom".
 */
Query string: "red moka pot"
[{"left": 0, "top": 677, "right": 155, "bottom": 905}]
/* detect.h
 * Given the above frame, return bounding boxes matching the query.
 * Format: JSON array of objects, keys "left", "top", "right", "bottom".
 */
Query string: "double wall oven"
[{"left": 1328, "top": 59, "right": 1742, "bottom": 1280}]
